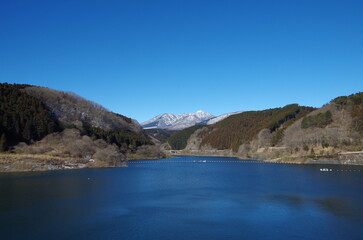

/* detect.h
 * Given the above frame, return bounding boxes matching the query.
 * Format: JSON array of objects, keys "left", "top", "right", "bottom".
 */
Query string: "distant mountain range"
[
  {"left": 142, "top": 111, "right": 214, "bottom": 130},
  {"left": 142, "top": 110, "right": 244, "bottom": 130}
]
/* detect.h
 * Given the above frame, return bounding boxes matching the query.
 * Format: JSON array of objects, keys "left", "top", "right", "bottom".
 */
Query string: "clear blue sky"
[{"left": 1, "top": 0, "right": 362, "bottom": 123}]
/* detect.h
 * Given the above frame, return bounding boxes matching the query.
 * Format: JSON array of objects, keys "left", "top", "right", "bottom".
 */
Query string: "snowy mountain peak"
[
  {"left": 142, "top": 111, "right": 215, "bottom": 130},
  {"left": 194, "top": 110, "right": 213, "bottom": 118},
  {"left": 142, "top": 110, "right": 244, "bottom": 130}
]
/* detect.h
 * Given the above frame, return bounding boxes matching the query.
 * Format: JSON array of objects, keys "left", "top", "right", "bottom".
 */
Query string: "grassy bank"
[{"left": 0, "top": 153, "right": 117, "bottom": 172}]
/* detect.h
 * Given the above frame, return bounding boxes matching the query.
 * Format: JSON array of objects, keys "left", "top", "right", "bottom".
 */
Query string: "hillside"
[
  {"left": 199, "top": 104, "right": 315, "bottom": 151},
  {"left": 0, "top": 83, "right": 160, "bottom": 171},
  {"left": 24, "top": 86, "right": 143, "bottom": 133},
  {"left": 0, "top": 83, "right": 61, "bottom": 150},
  {"left": 203, "top": 111, "right": 244, "bottom": 125},
  {"left": 145, "top": 129, "right": 175, "bottom": 143},
  {"left": 172, "top": 94, "right": 363, "bottom": 164},
  {"left": 167, "top": 124, "right": 206, "bottom": 150},
  {"left": 275, "top": 92, "right": 363, "bottom": 163}
]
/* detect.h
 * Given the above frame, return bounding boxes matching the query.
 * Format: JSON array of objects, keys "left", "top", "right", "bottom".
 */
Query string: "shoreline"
[
  {"left": 1, "top": 151, "right": 363, "bottom": 173},
  {"left": 0, "top": 153, "right": 120, "bottom": 173},
  {"left": 0, "top": 152, "right": 169, "bottom": 173},
  {"left": 170, "top": 150, "right": 363, "bottom": 165}
]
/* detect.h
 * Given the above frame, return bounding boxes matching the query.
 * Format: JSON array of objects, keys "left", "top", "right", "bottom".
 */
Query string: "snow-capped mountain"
[
  {"left": 205, "top": 111, "right": 244, "bottom": 125},
  {"left": 142, "top": 110, "right": 245, "bottom": 130},
  {"left": 142, "top": 110, "right": 215, "bottom": 130}
]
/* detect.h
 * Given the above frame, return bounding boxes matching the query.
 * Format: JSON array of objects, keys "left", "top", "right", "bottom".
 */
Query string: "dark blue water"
[{"left": 1, "top": 156, "right": 363, "bottom": 240}]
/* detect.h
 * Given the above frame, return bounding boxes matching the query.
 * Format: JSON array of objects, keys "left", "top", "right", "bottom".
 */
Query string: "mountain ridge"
[
  {"left": 142, "top": 110, "right": 214, "bottom": 130},
  {"left": 142, "top": 110, "right": 244, "bottom": 130}
]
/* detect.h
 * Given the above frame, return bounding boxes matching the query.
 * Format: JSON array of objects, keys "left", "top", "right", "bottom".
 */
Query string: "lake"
[{"left": 1, "top": 156, "right": 363, "bottom": 240}]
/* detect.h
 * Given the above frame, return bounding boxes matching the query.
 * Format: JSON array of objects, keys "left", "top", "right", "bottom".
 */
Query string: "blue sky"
[{"left": 1, "top": 0, "right": 362, "bottom": 122}]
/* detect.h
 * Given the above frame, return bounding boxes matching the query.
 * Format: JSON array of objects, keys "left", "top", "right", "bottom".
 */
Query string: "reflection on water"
[
  {"left": 0, "top": 171, "right": 96, "bottom": 212},
  {"left": 314, "top": 197, "right": 360, "bottom": 218},
  {"left": 263, "top": 194, "right": 362, "bottom": 218},
  {"left": 1, "top": 156, "right": 363, "bottom": 240}
]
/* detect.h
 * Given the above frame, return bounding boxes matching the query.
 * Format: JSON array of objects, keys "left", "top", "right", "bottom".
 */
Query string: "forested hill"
[
  {"left": 167, "top": 124, "right": 206, "bottom": 150},
  {"left": 0, "top": 84, "right": 61, "bottom": 150},
  {"left": 174, "top": 92, "right": 363, "bottom": 164},
  {"left": 24, "top": 86, "right": 143, "bottom": 133},
  {"left": 199, "top": 104, "right": 315, "bottom": 151},
  {"left": 0, "top": 83, "right": 151, "bottom": 153}
]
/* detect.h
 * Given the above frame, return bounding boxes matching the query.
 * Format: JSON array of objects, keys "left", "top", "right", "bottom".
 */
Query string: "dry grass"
[
  {"left": 0, "top": 151, "right": 124, "bottom": 172},
  {"left": 0, "top": 128, "right": 126, "bottom": 172},
  {"left": 0, "top": 152, "right": 89, "bottom": 172},
  {"left": 0, "top": 153, "right": 82, "bottom": 162},
  {"left": 14, "top": 128, "right": 124, "bottom": 164}
]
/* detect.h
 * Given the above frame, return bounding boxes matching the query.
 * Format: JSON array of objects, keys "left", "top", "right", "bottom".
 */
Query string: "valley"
[{"left": 1, "top": 82, "right": 363, "bottom": 172}]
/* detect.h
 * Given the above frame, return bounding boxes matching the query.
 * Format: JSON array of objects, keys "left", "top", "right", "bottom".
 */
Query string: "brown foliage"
[
  {"left": 283, "top": 103, "right": 362, "bottom": 151},
  {"left": 15, "top": 129, "right": 125, "bottom": 166},
  {"left": 200, "top": 104, "right": 314, "bottom": 151},
  {"left": 136, "top": 145, "right": 166, "bottom": 159}
]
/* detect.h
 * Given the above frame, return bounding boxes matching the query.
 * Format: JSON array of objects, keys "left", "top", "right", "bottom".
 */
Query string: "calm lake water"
[{"left": 1, "top": 156, "right": 363, "bottom": 240}]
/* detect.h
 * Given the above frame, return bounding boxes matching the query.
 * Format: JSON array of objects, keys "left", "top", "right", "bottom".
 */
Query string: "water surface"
[{"left": 1, "top": 156, "right": 363, "bottom": 239}]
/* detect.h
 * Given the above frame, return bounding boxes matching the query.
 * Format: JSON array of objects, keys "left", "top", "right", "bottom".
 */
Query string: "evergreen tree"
[
  {"left": 0, "top": 133, "right": 7, "bottom": 152},
  {"left": 0, "top": 83, "right": 61, "bottom": 146}
]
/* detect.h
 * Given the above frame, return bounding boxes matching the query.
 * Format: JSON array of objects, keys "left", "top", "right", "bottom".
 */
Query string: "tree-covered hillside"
[
  {"left": 24, "top": 86, "right": 143, "bottom": 133},
  {"left": 333, "top": 92, "right": 363, "bottom": 133},
  {"left": 145, "top": 129, "right": 175, "bottom": 143},
  {"left": 0, "top": 83, "right": 152, "bottom": 154},
  {"left": 176, "top": 93, "right": 363, "bottom": 164},
  {"left": 0, "top": 83, "right": 60, "bottom": 150},
  {"left": 168, "top": 124, "right": 206, "bottom": 150},
  {"left": 199, "top": 104, "right": 315, "bottom": 151},
  {"left": 84, "top": 126, "right": 152, "bottom": 152}
]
